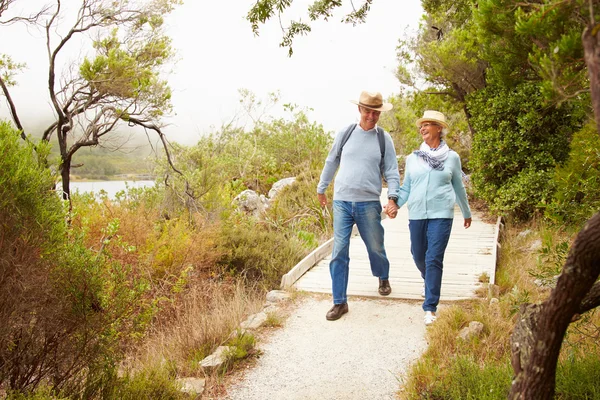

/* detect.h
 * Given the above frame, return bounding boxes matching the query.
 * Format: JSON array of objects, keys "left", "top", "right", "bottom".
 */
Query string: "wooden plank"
[{"left": 280, "top": 238, "right": 334, "bottom": 289}]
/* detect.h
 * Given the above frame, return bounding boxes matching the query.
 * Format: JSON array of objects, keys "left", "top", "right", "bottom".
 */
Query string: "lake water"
[{"left": 70, "top": 180, "right": 155, "bottom": 199}]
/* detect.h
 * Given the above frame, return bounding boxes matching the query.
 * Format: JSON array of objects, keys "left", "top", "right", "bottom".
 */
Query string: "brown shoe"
[
  {"left": 326, "top": 303, "right": 348, "bottom": 321},
  {"left": 378, "top": 278, "right": 391, "bottom": 296}
]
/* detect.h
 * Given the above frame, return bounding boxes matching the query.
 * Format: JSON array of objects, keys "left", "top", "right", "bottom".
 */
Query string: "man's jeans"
[
  {"left": 409, "top": 218, "right": 453, "bottom": 312},
  {"left": 330, "top": 200, "right": 390, "bottom": 304}
]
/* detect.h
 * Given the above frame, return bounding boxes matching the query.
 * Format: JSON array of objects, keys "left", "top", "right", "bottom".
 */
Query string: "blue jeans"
[
  {"left": 330, "top": 200, "right": 390, "bottom": 304},
  {"left": 409, "top": 218, "right": 453, "bottom": 312}
]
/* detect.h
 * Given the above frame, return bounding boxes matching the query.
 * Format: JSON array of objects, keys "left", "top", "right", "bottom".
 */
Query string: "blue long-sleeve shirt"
[
  {"left": 317, "top": 124, "right": 400, "bottom": 201},
  {"left": 393, "top": 151, "right": 471, "bottom": 220}
]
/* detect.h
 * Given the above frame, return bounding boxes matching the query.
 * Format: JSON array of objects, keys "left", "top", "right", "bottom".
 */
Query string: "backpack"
[{"left": 336, "top": 123, "right": 386, "bottom": 179}]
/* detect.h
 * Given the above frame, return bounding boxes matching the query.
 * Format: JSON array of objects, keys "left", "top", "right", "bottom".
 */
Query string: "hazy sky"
[{"left": 1, "top": 0, "right": 424, "bottom": 144}]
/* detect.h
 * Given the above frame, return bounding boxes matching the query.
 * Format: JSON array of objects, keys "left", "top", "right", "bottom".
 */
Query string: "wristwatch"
[{"left": 388, "top": 195, "right": 398, "bottom": 202}]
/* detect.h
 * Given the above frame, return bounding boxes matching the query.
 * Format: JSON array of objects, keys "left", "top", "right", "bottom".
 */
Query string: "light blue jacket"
[
  {"left": 317, "top": 124, "right": 400, "bottom": 202},
  {"left": 393, "top": 151, "right": 471, "bottom": 220}
]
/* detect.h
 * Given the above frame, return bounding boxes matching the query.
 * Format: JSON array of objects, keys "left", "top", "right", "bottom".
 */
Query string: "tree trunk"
[
  {"left": 582, "top": 20, "right": 600, "bottom": 135},
  {"left": 509, "top": 212, "right": 600, "bottom": 399}
]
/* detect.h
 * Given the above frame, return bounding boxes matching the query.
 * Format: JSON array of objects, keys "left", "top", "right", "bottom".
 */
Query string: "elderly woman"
[{"left": 389, "top": 110, "right": 471, "bottom": 325}]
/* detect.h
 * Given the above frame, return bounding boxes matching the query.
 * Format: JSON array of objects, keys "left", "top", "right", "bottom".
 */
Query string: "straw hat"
[
  {"left": 350, "top": 91, "right": 393, "bottom": 112},
  {"left": 415, "top": 110, "right": 449, "bottom": 129}
]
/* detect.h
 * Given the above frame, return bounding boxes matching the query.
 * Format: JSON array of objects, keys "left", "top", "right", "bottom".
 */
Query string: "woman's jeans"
[
  {"left": 409, "top": 218, "right": 453, "bottom": 312},
  {"left": 330, "top": 200, "right": 390, "bottom": 304}
]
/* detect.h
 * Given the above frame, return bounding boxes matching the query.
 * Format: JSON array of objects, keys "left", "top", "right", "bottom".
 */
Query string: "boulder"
[
  {"left": 234, "top": 190, "right": 268, "bottom": 216},
  {"left": 268, "top": 177, "right": 296, "bottom": 200}
]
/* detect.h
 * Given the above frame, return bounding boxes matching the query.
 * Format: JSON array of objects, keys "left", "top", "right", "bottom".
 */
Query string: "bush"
[
  {"left": 468, "top": 82, "right": 582, "bottom": 219},
  {"left": 217, "top": 214, "right": 306, "bottom": 288},
  {"left": 545, "top": 122, "right": 600, "bottom": 225},
  {"left": 0, "top": 122, "right": 156, "bottom": 397}
]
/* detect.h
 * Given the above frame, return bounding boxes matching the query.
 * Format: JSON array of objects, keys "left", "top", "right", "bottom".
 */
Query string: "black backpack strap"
[
  {"left": 336, "top": 123, "right": 357, "bottom": 161},
  {"left": 376, "top": 126, "right": 386, "bottom": 179}
]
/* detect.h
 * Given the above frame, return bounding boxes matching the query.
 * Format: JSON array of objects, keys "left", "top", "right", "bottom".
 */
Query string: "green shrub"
[
  {"left": 468, "top": 82, "right": 582, "bottom": 219},
  {"left": 410, "top": 355, "right": 512, "bottom": 400},
  {"left": 545, "top": 123, "right": 600, "bottom": 225},
  {"left": 108, "top": 367, "right": 185, "bottom": 400},
  {"left": 217, "top": 214, "right": 305, "bottom": 288}
]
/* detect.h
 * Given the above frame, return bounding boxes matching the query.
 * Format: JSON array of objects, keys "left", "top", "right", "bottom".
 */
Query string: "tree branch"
[{"left": 0, "top": 74, "right": 25, "bottom": 139}]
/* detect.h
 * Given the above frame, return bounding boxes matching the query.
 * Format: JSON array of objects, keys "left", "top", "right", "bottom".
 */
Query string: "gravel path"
[{"left": 221, "top": 295, "right": 428, "bottom": 400}]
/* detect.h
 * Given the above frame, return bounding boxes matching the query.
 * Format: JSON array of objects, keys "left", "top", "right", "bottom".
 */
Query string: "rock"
[
  {"left": 200, "top": 346, "right": 231, "bottom": 371},
  {"left": 528, "top": 239, "right": 542, "bottom": 252},
  {"left": 490, "top": 297, "right": 499, "bottom": 305},
  {"left": 268, "top": 177, "right": 296, "bottom": 200},
  {"left": 263, "top": 304, "right": 278, "bottom": 314},
  {"left": 518, "top": 229, "right": 533, "bottom": 238},
  {"left": 240, "top": 312, "right": 268, "bottom": 330},
  {"left": 266, "top": 290, "right": 290, "bottom": 303},
  {"left": 457, "top": 321, "right": 485, "bottom": 341},
  {"left": 177, "top": 377, "right": 206, "bottom": 395},
  {"left": 233, "top": 190, "right": 268, "bottom": 217}
]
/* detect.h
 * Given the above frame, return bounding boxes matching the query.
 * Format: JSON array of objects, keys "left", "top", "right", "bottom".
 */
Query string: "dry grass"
[{"left": 129, "top": 281, "right": 265, "bottom": 377}]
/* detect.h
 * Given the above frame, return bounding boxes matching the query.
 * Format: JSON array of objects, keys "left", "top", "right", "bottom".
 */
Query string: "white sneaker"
[
  {"left": 424, "top": 311, "right": 437, "bottom": 326},
  {"left": 421, "top": 285, "right": 425, "bottom": 298}
]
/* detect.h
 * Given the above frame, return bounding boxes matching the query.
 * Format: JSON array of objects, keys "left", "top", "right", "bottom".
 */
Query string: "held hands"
[
  {"left": 464, "top": 217, "right": 472, "bottom": 229},
  {"left": 384, "top": 199, "right": 399, "bottom": 219}
]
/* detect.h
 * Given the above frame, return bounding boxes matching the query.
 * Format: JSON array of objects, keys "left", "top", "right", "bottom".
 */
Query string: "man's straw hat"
[
  {"left": 350, "top": 91, "right": 393, "bottom": 112},
  {"left": 415, "top": 110, "right": 449, "bottom": 129}
]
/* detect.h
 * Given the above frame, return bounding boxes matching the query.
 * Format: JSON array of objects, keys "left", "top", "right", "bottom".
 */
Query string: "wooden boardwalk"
[{"left": 282, "top": 202, "right": 499, "bottom": 301}]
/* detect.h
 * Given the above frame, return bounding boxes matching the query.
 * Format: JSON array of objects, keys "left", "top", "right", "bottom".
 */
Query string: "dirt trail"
[{"left": 220, "top": 295, "right": 428, "bottom": 400}]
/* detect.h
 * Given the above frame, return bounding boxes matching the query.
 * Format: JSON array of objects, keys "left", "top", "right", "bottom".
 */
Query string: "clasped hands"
[{"left": 318, "top": 194, "right": 400, "bottom": 219}]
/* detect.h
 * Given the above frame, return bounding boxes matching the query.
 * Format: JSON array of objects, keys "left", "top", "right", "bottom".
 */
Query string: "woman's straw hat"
[
  {"left": 350, "top": 91, "right": 393, "bottom": 112},
  {"left": 415, "top": 110, "right": 449, "bottom": 129}
]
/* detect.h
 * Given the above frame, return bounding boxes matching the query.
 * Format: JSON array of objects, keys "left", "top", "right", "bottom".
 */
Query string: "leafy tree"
[{"left": 0, "top": 0, "right": 181, "bottom": 207}]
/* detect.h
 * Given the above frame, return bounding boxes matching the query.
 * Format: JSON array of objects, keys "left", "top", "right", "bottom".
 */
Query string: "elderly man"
[{"left": 317, "top": 91, "right": 400, "bottom": 321}]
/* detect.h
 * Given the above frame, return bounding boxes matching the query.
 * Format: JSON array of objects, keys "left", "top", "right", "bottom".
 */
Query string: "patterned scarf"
[{"left": 413, "top": 140, "right": 449, "bottom": 171}]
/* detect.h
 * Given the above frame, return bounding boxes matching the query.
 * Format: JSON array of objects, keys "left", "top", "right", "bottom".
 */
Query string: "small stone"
[
  {"left": 490, "top": 297, "right": 499, "bottom": 305},
  {"left": 457, "top": 321, "right": 485, "bottom": 341},
  {"left": 266, "top": 290, "right": 290, "bottom": 303},
  {"left": 528, "top": 239, "right": 542, "bottom": 252},
  {"left": 177, "top": 377, "right": 206, "bottom": 395},
  {"left": 518, "top": 229, "right": 533, "bottom": 238},
  {"left": 240, "top": 312, "right": 268, "bottom": 330},
  {"left": 200, "top": 346, "right": 231, "bottom": 371}
]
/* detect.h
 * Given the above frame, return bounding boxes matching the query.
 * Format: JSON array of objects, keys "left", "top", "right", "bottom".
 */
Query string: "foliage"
[
  {"left": 468, "top": 82, "right": 582, "bottom": 219},
  {"left": 107, "top": 366, "right": 185, "bottom": 400},
  {"left": 397, "top": 0, "right": 486, "bottom": 103},
  {"left": 555, "top": 352, "right": 600, "bottom": 399},
  {"left": 545, "top": 123, "right": 600, "bottom": 225},
  {"left": 158, "top": 97, "right": 331, "bottom": 217},
  {"left": 216, "top": 214, "right": 306, "bottom": 288},
  {"left": 0, "top": 121, "right": 159, "bottom": 397},
  {"left": 247, "top": 0, "right": 372, "bottom": 56}
]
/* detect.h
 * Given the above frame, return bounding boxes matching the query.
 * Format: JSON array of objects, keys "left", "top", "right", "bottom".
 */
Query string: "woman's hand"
[{"left": 464, "top": 217, "right": 472, "bottom": 229}]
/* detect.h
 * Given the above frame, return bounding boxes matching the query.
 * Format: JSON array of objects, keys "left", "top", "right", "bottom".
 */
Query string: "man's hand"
[
  {"left": 464, "top": 217, "right": 472, "bottom": 228},
  {"left": 384, "top": 199, "right": 398, "bottom": 219},
  {"left": 318, "top": 193, "right": 328, "bottom": 207}
]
